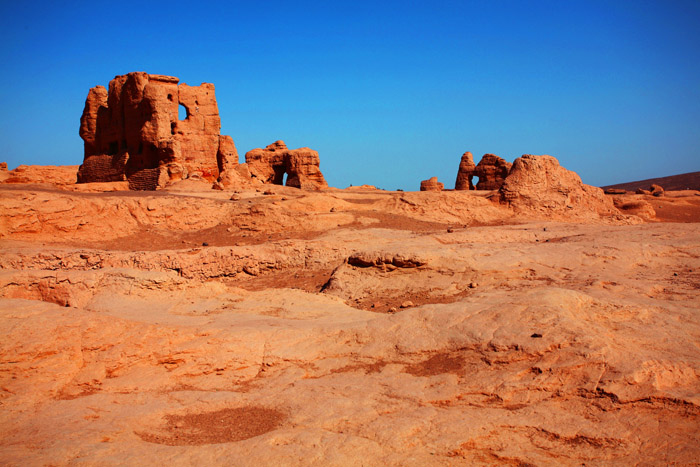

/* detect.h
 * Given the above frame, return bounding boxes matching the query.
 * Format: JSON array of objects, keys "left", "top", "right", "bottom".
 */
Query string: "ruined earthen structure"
[
  {"left": 78, "top": 72, "right": 237, "bottom": 190},
  {"left": 245, "top": 141, "right": 327, "bottom": 190},
  {"left": 454, "top": 152, "right": 476, "bottom": 190},
  {"left": 455, "top": 152, "right": 511, "bottom": 191},
  {"left": 474, "top": 154, "right": 512, "bottom": 190},
  {"left": 420, "top": 176, "right": 444, "bottom": 191}
]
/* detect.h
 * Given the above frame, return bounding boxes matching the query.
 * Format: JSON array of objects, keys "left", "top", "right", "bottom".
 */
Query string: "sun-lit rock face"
[{"left": 77, "top": 72, "right": 238, "bottom": 190}]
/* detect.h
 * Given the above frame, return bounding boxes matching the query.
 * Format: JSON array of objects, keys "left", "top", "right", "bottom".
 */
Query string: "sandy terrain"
[{"left": 1, "top": 178, "right": 699, "bottom": 465}]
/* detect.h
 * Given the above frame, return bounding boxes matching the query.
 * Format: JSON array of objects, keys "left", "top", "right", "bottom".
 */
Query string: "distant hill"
[{"left": 601, "top": 171, "right": 700, "bottom": 192}]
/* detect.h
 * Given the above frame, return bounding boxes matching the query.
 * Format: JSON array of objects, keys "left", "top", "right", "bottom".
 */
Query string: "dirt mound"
[
  {"left": 0, "top": 165, "right": 78, "bottom": 185},
  {"left": 613, "top": 197, "right": 656, "bottom": 220},
  {"left": 374, "top": 191, "right": 508, "bottom": 225},
  {"left": 499, "top": 154, "right": 620, "bottom": 220}
]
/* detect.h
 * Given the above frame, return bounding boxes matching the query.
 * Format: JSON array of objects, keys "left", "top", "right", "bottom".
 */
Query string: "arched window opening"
[{"left": 178, "top": 104, "right": 188, "bottom": 121}]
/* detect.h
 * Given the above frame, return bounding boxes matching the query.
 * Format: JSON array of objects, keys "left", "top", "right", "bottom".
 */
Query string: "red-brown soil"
[{"left": 136, "top": 407, "right": 286, "bottom": 446}]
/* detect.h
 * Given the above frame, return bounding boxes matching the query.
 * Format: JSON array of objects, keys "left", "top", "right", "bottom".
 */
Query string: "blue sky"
[{"left": 1, "top": 0, "right": 698, "bottom": 189}]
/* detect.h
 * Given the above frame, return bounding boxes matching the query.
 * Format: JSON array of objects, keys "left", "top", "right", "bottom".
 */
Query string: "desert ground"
[{"left": 1, "top": 165, "right": 699, "bottom": 465}]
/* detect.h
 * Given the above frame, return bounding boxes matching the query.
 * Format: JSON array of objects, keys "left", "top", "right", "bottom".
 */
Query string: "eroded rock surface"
[{"left": 1, "top": 172, "right": 700, "bottom": 465}]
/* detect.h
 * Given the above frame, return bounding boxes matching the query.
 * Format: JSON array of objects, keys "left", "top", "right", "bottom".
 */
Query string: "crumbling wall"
[
  {"left": 245, "top": 141, "right": 328, "bottom": 190},
  {"left": 78, "top": 72, "right": 234, "bottom": 190}
]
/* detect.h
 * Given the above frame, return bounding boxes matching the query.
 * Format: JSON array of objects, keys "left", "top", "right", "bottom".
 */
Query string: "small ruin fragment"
[
  {"left": 245, "top": 141, "right": 328, "bottom": 190},
  {"left": 420, "top": 176, "right": 444, "bottom": 191}
]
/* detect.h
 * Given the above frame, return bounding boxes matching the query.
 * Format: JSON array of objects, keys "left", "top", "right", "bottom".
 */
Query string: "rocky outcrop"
[
  {"left": 636, "top": 184, "right": 665, "bottom": 197},
  {"left": 474, "top": 154, "right": 512, "bottom": 190},
  {"left": 650, "top": 184, "right": 664, "bottom": 197},
  {"left": 420, "top": 177, "right": 444, "bottom": 191},
  {"left": 454, "top": 152, "right": 476, "bottom": 190},
  {"left": 636, "top": 183, "right": 664, "bottom": 198},
  {"left": 499, "top": 154, "right": 619, "bottom": 218},
  {"left": 77, "top": 72, "right": 239, "bottom": 190},
  {"left": 245, "top": 141, "right": 327, "bottom": 190}
]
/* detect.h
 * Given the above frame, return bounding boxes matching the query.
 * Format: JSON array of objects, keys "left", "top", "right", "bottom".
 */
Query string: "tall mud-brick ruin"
[{"left": 77, "top": 72, "right": 235, "bottom": 190}]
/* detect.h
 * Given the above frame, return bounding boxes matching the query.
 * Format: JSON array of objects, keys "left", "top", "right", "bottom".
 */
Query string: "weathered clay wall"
[
  {"left": 245, "top": 141, "right": 328, "bottom": 190},
  {"left": 474, "top": 154, "right": 512, "bottom": 190},
  {"left": 78, "top": 72, "right": 232, "bottom": 190},
  {"left": 420, "top": 177, "right": 444, "bottom": 191},
  {"left": 455, "top": 152, "right": 512, "bottom": 191}
]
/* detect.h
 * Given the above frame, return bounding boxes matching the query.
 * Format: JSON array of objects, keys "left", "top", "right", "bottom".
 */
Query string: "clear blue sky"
[{"left": 1, "top": 0, "right": 698, "bottom": 189}]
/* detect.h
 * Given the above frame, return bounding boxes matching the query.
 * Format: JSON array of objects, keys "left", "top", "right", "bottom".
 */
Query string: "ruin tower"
[{"left": 77, "top": 72, "right": 236, "bottom": 190}]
